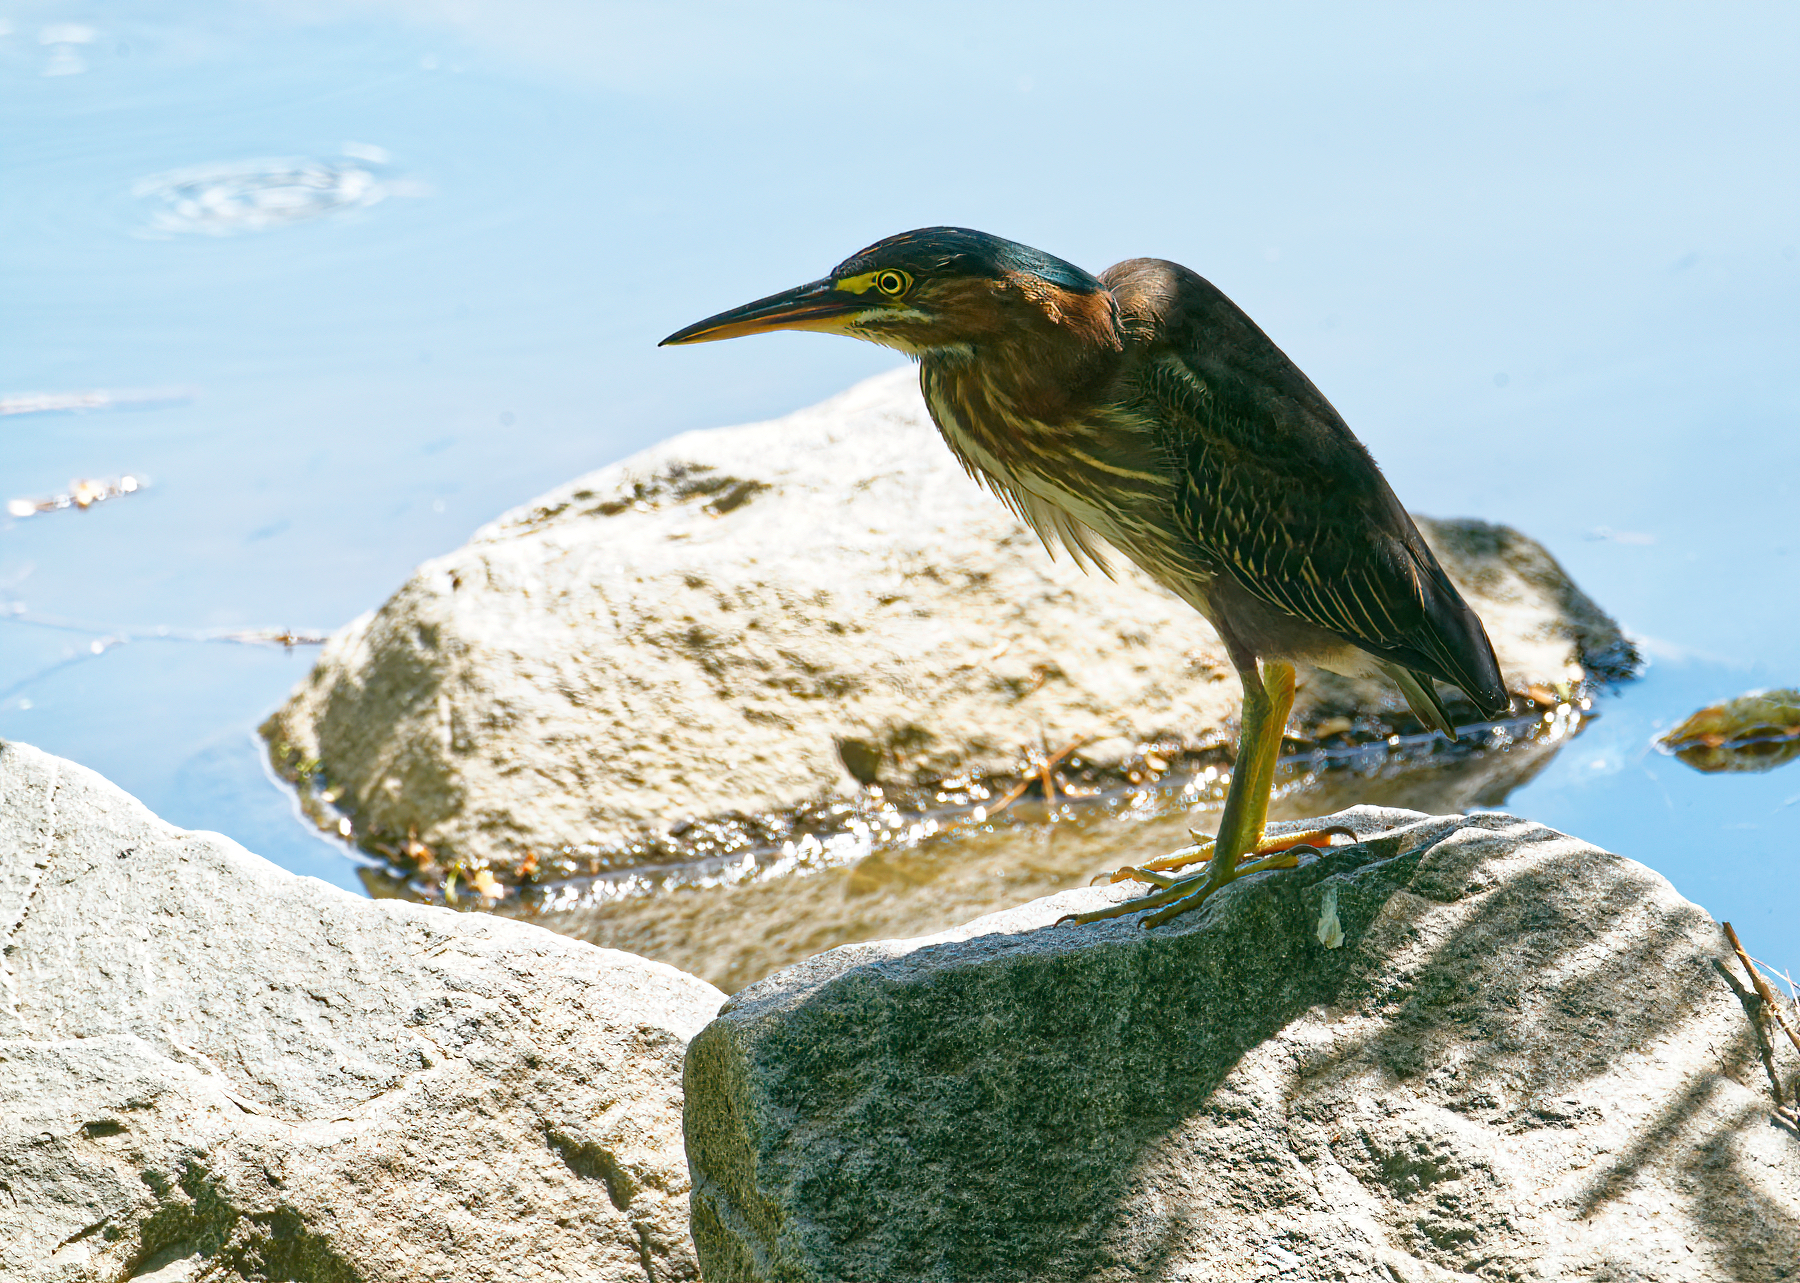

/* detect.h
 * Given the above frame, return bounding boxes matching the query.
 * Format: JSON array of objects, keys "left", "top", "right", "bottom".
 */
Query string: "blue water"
[{"left": 2, "top": 3, "right": 1796, "bottom": 968}]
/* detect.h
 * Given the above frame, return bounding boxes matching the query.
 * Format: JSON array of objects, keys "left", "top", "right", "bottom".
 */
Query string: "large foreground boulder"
[
  {"left": 685, "top": 808, "right": 1800, "bottom": 1281},
  {"left": 261, "top": 369, "right": 1634, "bottom": 882},
  {"left": 0, "top": 740, "right": 725, "bottom": 1282}
]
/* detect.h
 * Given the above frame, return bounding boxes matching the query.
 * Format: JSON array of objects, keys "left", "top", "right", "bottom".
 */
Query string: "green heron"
[{"left": 662, "top": 228, "right": 1509, "bottom": 928}]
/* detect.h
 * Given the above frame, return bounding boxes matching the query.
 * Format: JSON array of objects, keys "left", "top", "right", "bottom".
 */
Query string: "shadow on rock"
[{"left": 683, "top": 809, "right": 1800, "bottom": 1282}]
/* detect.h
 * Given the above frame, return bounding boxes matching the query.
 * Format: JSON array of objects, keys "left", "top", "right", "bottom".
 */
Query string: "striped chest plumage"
[{"left": 918, "top": 360, "right": 1212, "bottom": 599}]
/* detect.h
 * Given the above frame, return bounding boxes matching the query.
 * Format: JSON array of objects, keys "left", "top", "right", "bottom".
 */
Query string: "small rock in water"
[
  {"left": 1658, "top": 687, "right": 1800, "bottom": 773},
  {"left": 261, "top": 370, "right": 1637, "bottom": 891}
]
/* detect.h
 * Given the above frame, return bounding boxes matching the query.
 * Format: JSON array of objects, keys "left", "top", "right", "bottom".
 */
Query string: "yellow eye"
[{"left": 874, "top": 269, "right": 911, "bottom": 297}]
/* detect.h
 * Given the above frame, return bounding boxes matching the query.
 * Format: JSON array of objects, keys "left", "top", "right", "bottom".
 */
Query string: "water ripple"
[{"left": 131, "top": 147, "right": 421, "bottom": 236}]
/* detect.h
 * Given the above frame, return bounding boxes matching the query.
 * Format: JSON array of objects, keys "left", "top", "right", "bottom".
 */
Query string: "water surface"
[{"left": 2, "top": 1, "right": 1796, "bottom": 971}]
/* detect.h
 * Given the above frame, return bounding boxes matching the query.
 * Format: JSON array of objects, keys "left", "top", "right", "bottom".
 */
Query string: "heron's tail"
[{"left": 1377, "top": 660, "right": 1459, "bottom": 739}]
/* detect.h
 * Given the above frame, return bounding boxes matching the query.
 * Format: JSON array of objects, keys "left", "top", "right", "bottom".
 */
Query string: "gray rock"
[
  {"left": 0, "top": 739, "right": 725, "bottom": 1282},
  {"left": 685, "top": 808, "right": 1800, "bottom": 1281},
  {"left": 260, "top": 369, "right": 1633, "bottom": 879}
]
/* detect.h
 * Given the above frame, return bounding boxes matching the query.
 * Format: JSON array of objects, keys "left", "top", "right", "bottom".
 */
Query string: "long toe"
[
  {"left": 1056, "top": 874, "right": 1209, "bottom": 926},
  {"left": 1098, "top": 865, "right": 1178, "bottom": 888},
  {"left": 1249, "top": 825, "right": 1357, "bottom": 858},
  {"left": 1067, "top": 823, "right": 1359, "bottom": 927},
  {"left": 1108, "top": 824, "right": 1352, "bottom": 886},
  {"left": 1133, "top": 840, "right": 1214, "bottom": 876},
  {"left": 1140, "top": 880, "right": 1225, "bottom": 928}
]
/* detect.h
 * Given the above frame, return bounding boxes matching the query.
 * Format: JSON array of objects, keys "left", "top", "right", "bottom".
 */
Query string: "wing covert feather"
[{"left": 1105, "top": 258, "right": 1508, "bottom": 714}]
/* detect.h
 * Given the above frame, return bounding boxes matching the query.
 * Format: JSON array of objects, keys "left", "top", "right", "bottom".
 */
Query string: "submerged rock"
[
  {"left": 261, "top": 369, "right": 1634, "bottom": 887},
  {"left": 1659, "top": 687, "right": 1800, "bottom": 774},
  {"left": 0, "top": 740, "right": 724, "bottom": 1282},
  {"left": 684, "top": 808, "right": 1800, "bottom": 1282}
]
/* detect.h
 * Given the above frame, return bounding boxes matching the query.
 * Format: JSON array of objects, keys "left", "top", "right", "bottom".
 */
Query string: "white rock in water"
[
  {"left": 685, "top": 808, "right": 1800, "bottom": 1281},
  {"left": 0, "top": 739, "right": 724, "bottom": 1282},
  {"left": 263, "top": 368, "right": 1633, "bottom": 870}
]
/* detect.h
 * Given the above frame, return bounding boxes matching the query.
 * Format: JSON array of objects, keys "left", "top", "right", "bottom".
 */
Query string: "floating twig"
[
  {"left": 0, "top": 608, "right": 326, "bottom": 648},
  {"left": 990, "top": 735, "right": 1095, "bottom": 813},
  {"left": 7, "top": 475, "right": 145, "bottom": 518}
]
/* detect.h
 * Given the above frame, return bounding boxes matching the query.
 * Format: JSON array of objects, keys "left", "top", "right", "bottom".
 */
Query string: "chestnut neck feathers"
[{"left": 915, "top": 271, "right": 1125, "bottom": 424}]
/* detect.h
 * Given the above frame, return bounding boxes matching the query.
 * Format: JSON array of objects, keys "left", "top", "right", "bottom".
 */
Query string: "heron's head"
[{"left": 660, "top": 227, "right": 1112, "bottom": 358}]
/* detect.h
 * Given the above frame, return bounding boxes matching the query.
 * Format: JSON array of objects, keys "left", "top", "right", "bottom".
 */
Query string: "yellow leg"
[{"left": 1060, "top": 661, "right": 1300, "bottom": 929}]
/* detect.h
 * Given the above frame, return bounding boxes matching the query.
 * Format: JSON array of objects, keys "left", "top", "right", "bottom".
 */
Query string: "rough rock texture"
[
  {"left": 686, "top": 808, "right": 1800, "bottom": 1282},
  {"left": 0, "top": 740, "right": 725, "bottom": 1283},
  {"left": 261, "top": 369, "right": 1633, "bottom": 875}
]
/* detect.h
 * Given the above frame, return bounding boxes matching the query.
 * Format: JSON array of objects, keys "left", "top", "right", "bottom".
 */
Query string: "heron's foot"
[
  {"left": 1058, "top": 847, "right": 1325, "bottom": 929},
  {"left": 1060, "top": 823, "right": 1361, "bottom": 930},
  {"left": 1057, "top": 871, "right": 1219, "bottom": 926},
  {"left": 1099, "top": 824, "right": 1357, "bottom": 888}
]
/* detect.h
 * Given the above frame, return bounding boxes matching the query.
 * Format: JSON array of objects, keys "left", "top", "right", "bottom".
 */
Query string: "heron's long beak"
[{"left": 659, "top": 278, "right": 871, "bottom": 346}]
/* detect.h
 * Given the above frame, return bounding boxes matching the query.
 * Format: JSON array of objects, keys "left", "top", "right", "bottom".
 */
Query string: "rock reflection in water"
[{"left": 392, "top": 709, "right": 1578, "bottom": 994}]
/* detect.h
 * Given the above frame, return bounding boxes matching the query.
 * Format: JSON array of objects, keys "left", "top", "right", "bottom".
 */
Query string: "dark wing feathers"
[{"left": 1109, "top": 259, "right": 1509, "bottom": 717}]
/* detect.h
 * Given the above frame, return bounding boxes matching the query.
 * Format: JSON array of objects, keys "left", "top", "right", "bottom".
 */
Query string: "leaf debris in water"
[{"left": 1657, "top": 688, "right": 1800, "bottom": 774}]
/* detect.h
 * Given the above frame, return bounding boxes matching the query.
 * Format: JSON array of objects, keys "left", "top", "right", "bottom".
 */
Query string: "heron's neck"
[{"left": 924, "top": 292, "right": 1124, "bottom": 426}]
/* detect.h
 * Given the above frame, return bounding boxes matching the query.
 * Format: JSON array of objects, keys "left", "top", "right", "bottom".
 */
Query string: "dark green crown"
[{"left": 833, "top": 227, "right": 1102, "bottom": 294}]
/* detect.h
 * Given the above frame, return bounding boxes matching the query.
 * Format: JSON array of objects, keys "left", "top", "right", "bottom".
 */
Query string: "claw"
[
  {"left": 1128, "top": 848, "right": 1315, "bottom": 927},
  {"left": 1131, "top": 853, "right": 1307, "bottom": 928}
]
